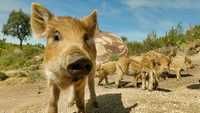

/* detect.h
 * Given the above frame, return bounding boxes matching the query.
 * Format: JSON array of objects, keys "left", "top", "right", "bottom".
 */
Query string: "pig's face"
[
  {"left": 184, "top": 56, "right": 193, "bottom": 69},
  {"left": 31, "top": 4, "right": 97, "bottom": 82},
  {"left": 157, "top": 56, "right": 170, "bottom": 73}
]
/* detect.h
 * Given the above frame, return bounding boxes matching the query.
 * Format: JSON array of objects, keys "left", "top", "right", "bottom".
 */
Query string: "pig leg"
[
  {"left": 105, "top": 76, "right": 109, "bottom": 85},
  {"left": 141, "top": 72, "right": 147, "bottom": 90},
  {"left": 135, "top": 73, "right": 141, "bottom": 88},
  {"left": 75, "top": 80, "right": 86, "bottom": 113},
  {"left": 176, "top": 69, "right": 181, "bottom": 80},
  {"left": 98, "top": 75, "right": 105, "bottom": 86},
  {"left": 46, "top": 82, "right": 60, "bottom": 113},
  {"left": 88, "top": 71, "right": 98, "bottom": 108},
  {"left": 115, "top": 64, "right": 123, "bottom": 88},
  {"left": 154, "top": 70, "right": 161, "bottom": 81},
  {"left": 148, "top": 71, "right": 154, "bottom": 91},
  {"left": 132, "top": 74, "right": 138, "bottom": 87}
]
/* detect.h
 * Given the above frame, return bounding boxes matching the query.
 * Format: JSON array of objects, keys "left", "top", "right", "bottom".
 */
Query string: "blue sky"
[{"left": 1, "top": 0, "right": 200, "bottom": 44}]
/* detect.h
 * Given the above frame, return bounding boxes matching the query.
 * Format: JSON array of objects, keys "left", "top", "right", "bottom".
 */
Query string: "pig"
[
  {"left": 31, "top": 3, "right": 98, "bottom": 113},
  {"left": 140, "top": 53, "right": 160, "bottom": 91},
  {"left": 96, "top": 61, "right": 117, "bottom": 85},
  {"left": 169, "top": 55, "right": 193, "bottom": 80},
  {"left": 128, "top": 59, "right": 143, "bottom": 87},
  {"left": 95, "top": 56, "right": 130, "bottom": 88}
]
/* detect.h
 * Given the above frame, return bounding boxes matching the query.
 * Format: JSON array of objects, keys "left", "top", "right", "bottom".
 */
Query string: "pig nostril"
[
  {"left": 85, "top": 64, "right": 92, "bottom": 72},
  {"left": 70, "top": 64, "right": 82, "bottom": 70},
  {"left": 67, "top": 58, "right": 92, "bottom": 76}
]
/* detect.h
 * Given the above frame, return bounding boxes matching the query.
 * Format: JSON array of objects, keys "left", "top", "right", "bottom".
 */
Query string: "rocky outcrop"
[{"left": 95, "top": 31, "right": 128, "bottom": 64}]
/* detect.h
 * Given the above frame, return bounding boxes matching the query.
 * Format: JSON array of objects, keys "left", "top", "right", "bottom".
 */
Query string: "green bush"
[
  {"left": 186, "top": 25, "right": 200, "bottom": 41},
  {"left": 127, "top": 41, "right": 145, "bottom": 55},
  {"left": 0, "top": 41, "right": 43, "bottom": 70},
  {"left": 110, "top": 54, "right": 120, "bottom": 61},
  {"left": 127, "top": 23, "right": 190, "bottom": 55}
]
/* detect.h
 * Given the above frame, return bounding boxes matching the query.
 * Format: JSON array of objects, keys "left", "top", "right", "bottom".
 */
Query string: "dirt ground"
[{"left": 0, "top": 54, "right": 200, "bottom": 113}]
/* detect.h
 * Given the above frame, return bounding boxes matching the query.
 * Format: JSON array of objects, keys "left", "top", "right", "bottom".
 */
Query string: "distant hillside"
[
  {"left": 127, "top": 24, "right": 200, "bottom": 55},
  {"left": 0, "top": 40, "right": 43, "bottom": 71}
]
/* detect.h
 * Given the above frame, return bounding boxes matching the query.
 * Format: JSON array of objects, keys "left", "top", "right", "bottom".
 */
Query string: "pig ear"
[
  {"left": 81, "top": 10, "right": 97, "bottom": 35},
  {"left": 31, "top": 3, "right": 54, "bottom": 39}
]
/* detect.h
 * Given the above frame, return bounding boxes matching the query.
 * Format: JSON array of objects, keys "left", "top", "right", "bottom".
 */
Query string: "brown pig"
[{"left": 31, "top": 3, "right": 98, "bottom": 113}]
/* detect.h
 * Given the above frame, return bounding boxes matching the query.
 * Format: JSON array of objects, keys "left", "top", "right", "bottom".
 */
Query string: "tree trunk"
[
  {"left": 17, "top": 33, "right": 23, "bottom": 49},
  {"left": 19, "top": 39, "right": 23, "bottom": 49}
]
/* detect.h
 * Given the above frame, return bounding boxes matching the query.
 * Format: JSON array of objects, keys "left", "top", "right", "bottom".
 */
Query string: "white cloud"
[{"left": 123, "top": 0, "right": 200, "bottom": 9}]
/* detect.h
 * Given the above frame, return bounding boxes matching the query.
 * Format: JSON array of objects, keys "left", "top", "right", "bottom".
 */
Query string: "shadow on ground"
[
  {"left": 86, "top": 93, "right": 137, "bottom": 113},
  {"left": 157, "top": 88, "right": 172, "bottom": 92},
  {"left": 187, "top": 83, "right": 200, "bottom": 90},
  {"left": 102, "top": 81, "right": 136, "bottom": 89},
  {"left": 160, "top": 73, "right": 193, "bottom": 79}
]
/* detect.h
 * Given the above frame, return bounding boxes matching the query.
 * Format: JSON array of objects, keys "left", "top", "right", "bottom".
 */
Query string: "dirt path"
[{"left": 0, "top": 54, "right": 199, "bottom": 113}]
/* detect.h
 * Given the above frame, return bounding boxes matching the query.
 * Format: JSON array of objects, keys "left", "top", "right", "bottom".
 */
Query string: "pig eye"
[
  {"left": 83, "top": 34, "right": 94, "bottom": 48},
  {"left": 53, "top": 31, "right": 61, "bottom": 41},
  {"left": 83, "top": 34, "right": 89, "bottom": 42}
]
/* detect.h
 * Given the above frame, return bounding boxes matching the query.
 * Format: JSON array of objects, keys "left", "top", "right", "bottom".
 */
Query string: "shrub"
[
  {"left": 0, "top": 42, "right": 43, "bottom": 70},
  {"left": 127, "top": 24, "right": 189, "bottom": 55},
  {"left": 110, "top": 54, "right": 120, "bottom": 61}
]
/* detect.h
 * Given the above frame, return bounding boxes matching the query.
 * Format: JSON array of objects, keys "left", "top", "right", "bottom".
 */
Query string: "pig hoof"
[
  {"left": 141, "top": 87, "right": 146, "bottom": 90},
  {"left": 116, "top": 85, "right": 121, "bottom": 88},
  {"left": 68, "top": 101, "right": 75, "bottom": 107},
  {"left": 136, "top": 83, "right": 140, "bottom": 88},
  {"left": 148, "top": 89, "right": 154, "bottom": 91},
  {"left": 176, "top": 78, "right": 181, "bottom": 81},
  {"left": 98, "top": 83, "right": 103, "bottom": 86}
]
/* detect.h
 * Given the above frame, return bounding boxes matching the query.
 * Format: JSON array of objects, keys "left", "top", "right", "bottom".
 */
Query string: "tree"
[
  {"left": 162, "top": 23, "right": 185, "bottom": 46},
  {"left": 127, "top": 41, "right": 145, "bottom": 55},
  {"left": 2, "top": 9, "right": 31, "bottom": 48},
  {"left": 143, "top": 31, "right": 161, "bottom": 50},
  {"left": 186, "top": 25, "right": 200, "bottom": 41},
  {"left": 121, "top": 36, "right": 128, "bottom": 43}
]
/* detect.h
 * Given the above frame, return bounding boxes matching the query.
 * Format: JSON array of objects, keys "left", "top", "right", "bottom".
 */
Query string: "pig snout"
[{"left": 67, "top": 57, "right": 93, "bottom": 77}]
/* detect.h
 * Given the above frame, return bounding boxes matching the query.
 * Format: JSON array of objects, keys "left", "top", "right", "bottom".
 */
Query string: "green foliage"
[
  {"left": 186, "top": 25, "right": 200, "bottom": 41},
  {"left": 2, "top": 9, "right": 31, "bottom": 47},
  {"left": 121, "top": 36, "right": 128, "bottom": 43},
  {"left": 128, "top": 31, "right": 163, "bottom": 55},
  {"left": 127, "top": 23, "right": 189, "bottom": 55},
  {"left": 161, "top": 23, "right": 185, "bottom": 46},
  {"left": 127, "top": 41, "right": 145, "bottom": 55},
  {"left": 143, "top": 31, "right": 162, "bottom": 51},
  {"left": 29, "top": 71, "right": 45, "bottom": 82},
  {"left": 110, "top": 54, "right": 120, "bottom": 61},
  {"left": 0, "top": 41, "right": 43, "bottom": 70}
]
